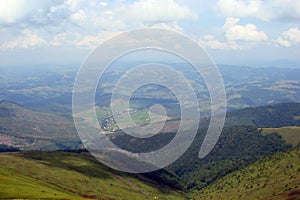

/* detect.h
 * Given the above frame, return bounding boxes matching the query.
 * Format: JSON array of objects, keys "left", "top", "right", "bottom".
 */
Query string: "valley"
[
  {"left": 1, "top": 1, "right": 300, "bottom": 199},
  {"left": 0, "top": 65, "right": 299, "bottom": 199}
]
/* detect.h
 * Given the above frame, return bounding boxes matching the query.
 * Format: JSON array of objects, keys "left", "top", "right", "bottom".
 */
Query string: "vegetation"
[
  {"left": 226, "top": 102, "right": 300, "bottom": 127},
  {"left": 262, "top": 126, "right": 300, "bottom": 147},
  {"left": 0, "top": 151, "right": 184, "bottom": 199},
  {"left": 111, "top": 126, "right": 292, "bottom": 190},
  {"left": 171, "top": 126, "right": 292, "bottom": 190},
  {"left": 1, "top": 97, "right": 300, "bottom": 199},
  {"left": 190, "top": 148, "right": 300, "bottom": 200}
]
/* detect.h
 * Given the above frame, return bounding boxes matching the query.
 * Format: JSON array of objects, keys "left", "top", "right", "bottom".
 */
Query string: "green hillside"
[
  {"left": 0, "top": 101, "right": 80, "bottom": 150},
  {"left": 2, "top": 149, "right": 298, "bottom": 200},
  {"left": 113, "top": 125, "right": 292, "bottom": 190},
  {"left": 0, "top": 151, "right": 184, "bottom": 200},
  {"left": 190, "top": 148, "right": 300, "bottom": 200},
  {"left": 172, "top": 126, "right": 292, "bottom": 190}
]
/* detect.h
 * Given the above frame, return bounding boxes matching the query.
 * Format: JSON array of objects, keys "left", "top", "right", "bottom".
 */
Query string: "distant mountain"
[
  {"left": 1, "top": 65, "right": 300, "bottom": 114},
  {"left": 191, "top": 148, "right": 300, "bottom": 200},
  {"left": 0, "top": 101, "right": 81, "bottom": 150}
]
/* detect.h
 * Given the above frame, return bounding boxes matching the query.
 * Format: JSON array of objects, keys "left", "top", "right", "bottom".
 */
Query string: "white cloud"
[
  {"left": 217, "top": 0, "right": 300, "bottom": 21},
  {"left": 199, "top": 18, "right": 267, "bottom": 50},
  {"left": 0, "top": 29, "right": 46, "bottom": 50},
  {"left": 74, "top": 0, "right": 196, "bottom": 31},
  {"left": 50, "top": 32, "right": 81, "bottom": 47},
  {"left": 69, "top": 9, "right": 87, "bottom": 27},
  {"left": 98, "top": 2, "right": 108, "bottom": 7},
  {"left": 275, "top": 27, "right": 300, "bottom": 47},
  {"left": 66, "top": 0, "right": 196, "bottom": 31},
  {"left": 150, "top": 22, "right": 183, "bottom": 32},
  {"left": 119, "top": 0, "right": 197, "bottom": 24},
  {"left": 217, "top": 0, "right": 270, "bottom": 20},
  {"left": 75, "top": 31, "right": 120, "bottom": 49},
  {"left": 0, "top": 0, "right": 53, "bottom": 25},
  {"left": 218, "top": 0, "right": 264, "bottom": 19},
  {"left": 224, "top": 17, "right": 268, "bottom": 42},
  {"left": 65, "top": 0, "right": 84, "bottom": 11},
  {"left": 283, "top": 28, "right": 300, "bottom": 43},
  {"left": 199, "top": 34, "right": 251, "bottom": 50},
  {"left": 0, "top": 0, "right": 196, "bottom": 50},
  {"left": 275, "top": 37, "right": 292, "bottom": 47}
]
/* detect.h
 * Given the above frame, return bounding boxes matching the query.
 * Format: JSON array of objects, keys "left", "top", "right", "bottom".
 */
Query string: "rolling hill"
[
  {"left": 0, "top": 101, "right": 81, "bottom": 150},
  {"left": 0, "top": 151, "right": 184, "bottom": 200}
]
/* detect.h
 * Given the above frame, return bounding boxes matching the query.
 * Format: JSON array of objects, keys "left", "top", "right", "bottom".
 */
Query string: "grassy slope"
[
  {"left": 0, "top": 101, "right": 75, "bottom": 138},
  {"left": 190, "top": 148, "right": 300, "bottom": 200},
  {"left": 0, "top": 151, "right": 184, "bottom": 200},
  {"left": 262, "top": 126, "right": 300, "bottom": 147}
]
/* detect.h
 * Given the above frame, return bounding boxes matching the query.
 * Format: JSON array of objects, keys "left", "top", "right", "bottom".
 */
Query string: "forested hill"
[
  {"left": 226, "top": 102, "right": 300, "bottom": 127},
  {"left": 113, "top": 103, "right": 300, "bottom": 191}
]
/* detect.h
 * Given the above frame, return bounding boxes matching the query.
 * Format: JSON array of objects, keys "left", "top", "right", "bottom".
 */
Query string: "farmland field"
[{"left": 262, "top": 126, "right": 300, "bottom": 147}]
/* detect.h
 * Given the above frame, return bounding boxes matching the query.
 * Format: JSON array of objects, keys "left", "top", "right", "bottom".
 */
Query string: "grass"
[
  {"left": 96, "top": 105, "right": 169, "bottom": 129},
  {"left": 96, "top": 106, "right": 112, "bottom": 121},
  {"left": 261, "top": 126, "right": 300, "bottom": 147},
  {"left": 0, "top": 151, "right": 184, "bottom": 200},
  {"left": 190, "top": 148, "right": 300, "bottom": 200},
  {"left": 116, "top": 109, "right": 169, "bottom": 127},
  {"left": 0, "top": 170, "right": 83, "bottom": 199}
]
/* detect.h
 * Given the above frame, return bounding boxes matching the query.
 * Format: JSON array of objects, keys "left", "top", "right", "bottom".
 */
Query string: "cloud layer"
[
  {"left": 0, "top": 0, "right": 299, "bottom": 54},
  {"left": 0, "top": 0, "right": 197, "bottom": 50},
  {"left": 217, "top": 0, "right": 300, "bottom": 21}
]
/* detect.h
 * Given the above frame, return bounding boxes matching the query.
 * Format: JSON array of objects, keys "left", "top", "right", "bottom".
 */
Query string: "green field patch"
[
  {"left": 116, "top": 109, "right": 170, "bottom": 127},
  {"left": 95, "top": 106, "right": 112, "bottom": 121},
  {"left": 262, "top": 126, "right": 300, "bottom": 147}
]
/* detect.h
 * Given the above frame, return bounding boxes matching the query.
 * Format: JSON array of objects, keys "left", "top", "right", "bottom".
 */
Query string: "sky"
[{"left": 0, "top": 0, "right": 299, "bottom": 68}]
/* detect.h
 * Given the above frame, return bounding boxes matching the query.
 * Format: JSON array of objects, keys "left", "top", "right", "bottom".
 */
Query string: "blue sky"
[{"left": 0, "top": 0, "right": 299, "bottom": 67}]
